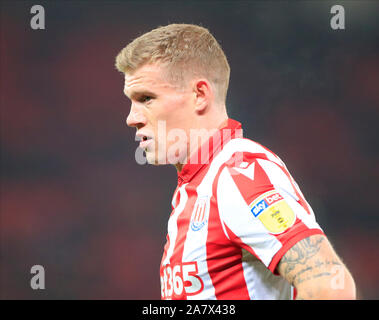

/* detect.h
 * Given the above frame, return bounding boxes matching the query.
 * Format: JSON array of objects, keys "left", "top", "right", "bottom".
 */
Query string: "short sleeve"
[{"left": 216, "top": 153, "right": 324, "bottom": 273}]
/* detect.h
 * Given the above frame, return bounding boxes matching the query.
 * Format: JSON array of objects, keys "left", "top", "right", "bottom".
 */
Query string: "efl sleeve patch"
[{"left": 249, "top": 190, "right": 296, "bottom": 234}]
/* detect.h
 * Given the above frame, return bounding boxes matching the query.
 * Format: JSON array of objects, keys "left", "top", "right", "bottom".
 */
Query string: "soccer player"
[{"left": 115, "top": 24, "right": 356, "bottom": 300}]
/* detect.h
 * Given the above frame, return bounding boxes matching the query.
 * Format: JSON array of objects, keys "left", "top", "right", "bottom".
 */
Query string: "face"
[{"left": 124, "top": 63, "right": 195, "bottom": 165}]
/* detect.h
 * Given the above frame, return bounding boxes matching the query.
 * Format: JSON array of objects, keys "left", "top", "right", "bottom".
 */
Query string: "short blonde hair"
[{"left": 115, "top": 23, "right": 230, "bottom": 103}]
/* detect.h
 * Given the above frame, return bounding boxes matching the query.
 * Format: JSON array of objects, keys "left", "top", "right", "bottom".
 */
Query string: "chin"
[
  {"left": 145, "top": 152, "right": 166, "bottom": 166},
  {"left": 145, "top": 148, "right": 187, "bottom": 166}
]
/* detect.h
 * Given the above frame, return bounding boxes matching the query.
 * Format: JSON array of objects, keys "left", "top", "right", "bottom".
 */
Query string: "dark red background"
[{"left": 1, "top": 1, "right": 378, "bottom": 299}]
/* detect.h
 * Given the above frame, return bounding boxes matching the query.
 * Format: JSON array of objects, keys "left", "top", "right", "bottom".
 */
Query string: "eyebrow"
[{"left": 124, "top": 89, "right": 156, "bottom": 101}]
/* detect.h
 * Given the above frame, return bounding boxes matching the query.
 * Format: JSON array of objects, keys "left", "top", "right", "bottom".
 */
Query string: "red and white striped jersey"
[{"left": 160, "top": 119, "right": 324, "bottom": 300}]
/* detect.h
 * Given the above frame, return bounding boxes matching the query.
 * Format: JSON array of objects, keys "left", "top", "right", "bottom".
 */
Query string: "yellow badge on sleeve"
[{"left": 249, "top": 190, "right": 296, "bottom": 234}]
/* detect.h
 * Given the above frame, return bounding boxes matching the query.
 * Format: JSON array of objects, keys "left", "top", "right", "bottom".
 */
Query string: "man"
[{"left": 115, "top": 24, "right": 356, "bottom": 299}]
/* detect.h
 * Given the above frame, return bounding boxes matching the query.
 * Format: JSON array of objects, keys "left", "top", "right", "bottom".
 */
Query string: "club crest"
[{"left": 190, "top": 196, "right": 209, "bottom": 231}]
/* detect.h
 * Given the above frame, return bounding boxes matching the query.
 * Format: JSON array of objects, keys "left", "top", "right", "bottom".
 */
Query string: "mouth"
[{"left": 139, "top": 135, "right": 153, "bottom": 149}]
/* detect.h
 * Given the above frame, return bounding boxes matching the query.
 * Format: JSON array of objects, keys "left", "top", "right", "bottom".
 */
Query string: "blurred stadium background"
[{"left": 1, "top": 0, "right": 378, "bottom": 299}]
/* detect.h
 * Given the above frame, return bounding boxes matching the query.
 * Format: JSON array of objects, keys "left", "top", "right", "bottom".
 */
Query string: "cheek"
[
  {"left": 162, "top": 95, "right": 192, "bottom": 122},
  {"left": 150, "top": 93, "right": 193, "bottom": 140},
  {"left": 164, "top": 94, "right": 186, "bottom": 112}
]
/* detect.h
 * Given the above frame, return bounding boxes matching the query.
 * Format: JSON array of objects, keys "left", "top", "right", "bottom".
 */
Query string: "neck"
[{"left": 174, "top": 114, "right": 229, "bottom": 173}]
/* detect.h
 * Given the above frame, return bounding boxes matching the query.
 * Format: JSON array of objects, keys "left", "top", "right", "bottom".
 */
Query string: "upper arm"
[{"left": 277, "top": 234, "right": 356, "bottom": 299}]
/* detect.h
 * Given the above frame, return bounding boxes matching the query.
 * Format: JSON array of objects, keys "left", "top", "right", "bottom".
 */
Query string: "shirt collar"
[{"left": 177, "top": 118, "right": 243, "bottom": 183}]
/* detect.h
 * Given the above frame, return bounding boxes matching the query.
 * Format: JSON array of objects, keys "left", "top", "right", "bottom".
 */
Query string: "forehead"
[{"left": 123, "top": 63, "right": 177, "bottom": 97}]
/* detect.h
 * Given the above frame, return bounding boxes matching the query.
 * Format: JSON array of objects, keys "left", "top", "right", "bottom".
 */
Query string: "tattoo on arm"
[
  {"left": 280, "top": 236, "right": 324, "bottom": 274},
  {"left": 278, "top": 235, "right": 342, "bottom": 288}
]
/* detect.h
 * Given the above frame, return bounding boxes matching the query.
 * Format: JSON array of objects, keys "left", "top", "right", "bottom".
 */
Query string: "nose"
[{"left": 126, "top": 103, "right": 147, "bottom": 128}]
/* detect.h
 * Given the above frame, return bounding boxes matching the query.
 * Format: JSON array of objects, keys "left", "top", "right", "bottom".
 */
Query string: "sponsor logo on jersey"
[
  {"left": 190, "top": 196, "right": 209, "bottom": 231},
  {"left": 160, "top": 261, "right": 204, "bottom": 299},
  {"left": 249, "top": 190, "right": 295, "bottom": 234}
]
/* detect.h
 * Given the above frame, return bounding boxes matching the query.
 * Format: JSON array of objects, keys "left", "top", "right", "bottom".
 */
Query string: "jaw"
[{"left": 144, "top": 141, "right": 189, "bottom": 167}]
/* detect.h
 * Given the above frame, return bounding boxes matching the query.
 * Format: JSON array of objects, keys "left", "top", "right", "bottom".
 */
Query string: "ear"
[{"left": 192, "top": 79, "right": 213, "bottom": 114}]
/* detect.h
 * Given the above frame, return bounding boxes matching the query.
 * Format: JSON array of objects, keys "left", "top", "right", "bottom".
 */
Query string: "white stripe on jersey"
[
  {"left": 241, "top": 249, "right": 292, "bottom": 300},
  {"left": 217, "top": 166, "right": 283, "bottom": 267},
  {"left": 171, "top": 187, "right": 180, "bottom": 208},
  {"left": 163, "top": 183, "right": 188, "bottom": 266},
  {"left": 182, "top": 192, "right": 216, "bottom": 300}
]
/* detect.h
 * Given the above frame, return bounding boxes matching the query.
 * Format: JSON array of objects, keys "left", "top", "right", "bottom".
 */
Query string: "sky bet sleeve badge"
[{"left": 249, "top": 190, "right": 296, "bottom": 234}]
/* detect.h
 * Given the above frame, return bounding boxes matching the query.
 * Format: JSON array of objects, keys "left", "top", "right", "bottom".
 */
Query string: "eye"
[{"left": 140, "top": 95, "right": 152, "bottom": 103}]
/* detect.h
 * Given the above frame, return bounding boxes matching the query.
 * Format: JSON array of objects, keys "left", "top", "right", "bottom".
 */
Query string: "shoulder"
[
  {"left": 212, "top": 138, "right": 294, "bottom": 214},
  {"left": 215, "top": 137, "right": 316, "bottom": 220},
  {"left": 215, "top": 137, "right": 287, "bottom": 191},
  {"left": 212, "top": 138, "right": 285, "bottom": 183},
  {"left": 219, "top": 137, "right": 284, "bottom": 167}
]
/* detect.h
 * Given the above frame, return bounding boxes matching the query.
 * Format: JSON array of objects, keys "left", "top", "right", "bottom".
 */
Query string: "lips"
[
  {"left": 139, "top": 137, "right": 153, "bottom": 149},
  {"left": 136, "top": 134, "right": 153, "bottom": 149}
]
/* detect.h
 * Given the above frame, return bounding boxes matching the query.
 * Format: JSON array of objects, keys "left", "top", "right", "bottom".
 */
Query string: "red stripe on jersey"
[
  {"left": 228, "top": 153, "right": 274, "bottom": 206},
  {"left": 206, "top": 204, "right": 251, "bottom": 299},
  {"left": 205, "top": 163, "right": 251, "bottom": 299},
  {"left": 171, "top": 186, "right": 180, "bottom": 210}
]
